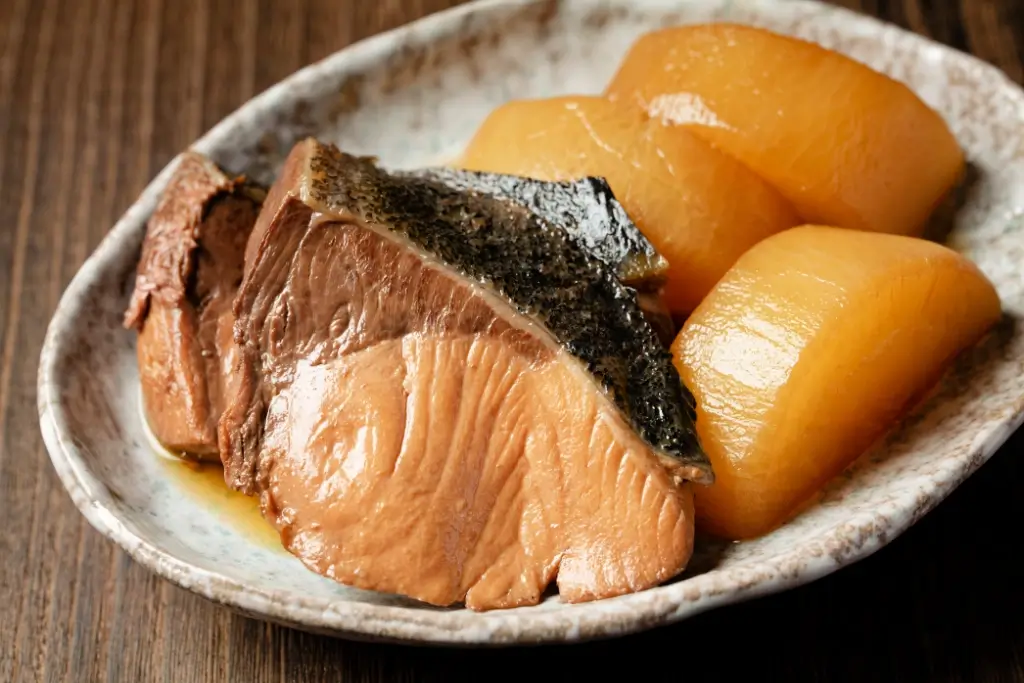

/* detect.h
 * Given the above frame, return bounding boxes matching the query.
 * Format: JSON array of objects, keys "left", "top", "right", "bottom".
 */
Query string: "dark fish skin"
[
  {"left": 299, "top": 139, "right": 712, "bottom": 484},
  {"left": 399, "top": 167, "right": 670, "bottom": 291}
]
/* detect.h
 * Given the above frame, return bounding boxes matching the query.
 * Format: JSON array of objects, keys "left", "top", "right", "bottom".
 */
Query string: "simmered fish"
[
  {"left": 219, "top": 138, "right": 711, "bottom": 610},
  {"left": 124, "top": 152, "right": 263, "bottom": 458}
]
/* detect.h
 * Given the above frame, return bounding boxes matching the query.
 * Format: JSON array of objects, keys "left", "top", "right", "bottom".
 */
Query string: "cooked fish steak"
[
  {"left": 124, "top": 151, "right": 263, "bottom": 457},
  {"left": 220, "top": 138, "right": 710, "bottom": 610}
]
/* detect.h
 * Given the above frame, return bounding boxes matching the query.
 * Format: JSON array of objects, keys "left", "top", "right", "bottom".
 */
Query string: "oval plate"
[{"left": 37, "top": 0, "right": 1024, "bottom": 646}]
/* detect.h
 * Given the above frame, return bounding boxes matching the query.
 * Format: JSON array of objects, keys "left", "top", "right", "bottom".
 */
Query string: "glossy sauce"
[{"left": 141, "top": 396, "right": 283, "bottom": 551}]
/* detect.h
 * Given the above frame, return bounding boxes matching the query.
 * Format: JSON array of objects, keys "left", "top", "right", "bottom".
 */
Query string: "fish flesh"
[
  {"left": 124, "top": 151, "right": 264, "bottom": 457},
  {"left": 219, "top": 137, "right": 711, "bottom": 610}
]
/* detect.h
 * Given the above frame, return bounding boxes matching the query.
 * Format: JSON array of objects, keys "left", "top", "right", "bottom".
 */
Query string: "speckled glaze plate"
[{"left": 37, "top": 0, "right": 1024, "bottom": 646}]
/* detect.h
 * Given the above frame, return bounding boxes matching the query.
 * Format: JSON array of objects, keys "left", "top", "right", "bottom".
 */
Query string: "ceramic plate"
[{"left": 38, "top": 0, "right": 1024, "bottom": 646}]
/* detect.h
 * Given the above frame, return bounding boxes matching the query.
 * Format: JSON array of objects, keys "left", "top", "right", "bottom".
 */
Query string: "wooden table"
[{"left": 2, "top": 0, "right": 1023, "bottom": 680}]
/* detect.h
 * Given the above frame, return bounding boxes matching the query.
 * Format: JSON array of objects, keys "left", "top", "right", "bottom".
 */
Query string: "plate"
[{"left": 37, "top": 0, "right": 1024, "bottom": 646}]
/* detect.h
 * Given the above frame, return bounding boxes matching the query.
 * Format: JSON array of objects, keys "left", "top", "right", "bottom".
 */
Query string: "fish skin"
[
  {"left": 293, "top": 138, "right": 710, "bottom": 484},
  {"left": 399, "top": 166, "right": 670, "bottom": 290}
]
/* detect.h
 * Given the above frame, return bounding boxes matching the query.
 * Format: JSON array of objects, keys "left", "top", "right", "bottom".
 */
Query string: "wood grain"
[{"left": 1, "top": 0, "right": 1022, "bottom": 681}]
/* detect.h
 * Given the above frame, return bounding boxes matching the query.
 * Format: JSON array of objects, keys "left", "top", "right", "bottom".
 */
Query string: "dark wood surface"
[{"left": 2, "top": 0, "right": 1023, "bottom": 680}]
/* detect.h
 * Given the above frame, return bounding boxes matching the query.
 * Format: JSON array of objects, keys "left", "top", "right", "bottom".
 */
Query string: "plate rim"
[{"left": 36, "top": 0, "right": 1024, "bottom": 646}]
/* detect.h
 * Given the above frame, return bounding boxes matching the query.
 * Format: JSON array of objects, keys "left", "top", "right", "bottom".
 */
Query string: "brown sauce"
[
  {"left": 141, "top": 398, "right": 283, "bottom": 551},
  {"left": 154, "top": 455, "right": 284, "bottom": 551}
]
